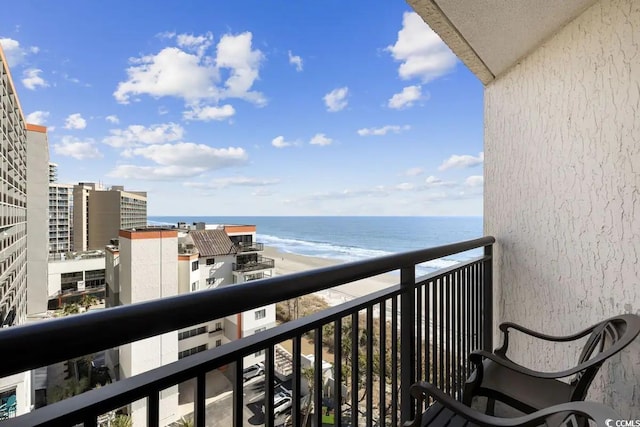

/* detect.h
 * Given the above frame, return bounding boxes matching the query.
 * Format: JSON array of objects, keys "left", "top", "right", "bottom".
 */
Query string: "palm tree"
[
  {"left": 59, "top": 303, "right": 80, "bottom": 316},
  {"left": 110, "top": 415, "right": 132, "bottom": 427}
]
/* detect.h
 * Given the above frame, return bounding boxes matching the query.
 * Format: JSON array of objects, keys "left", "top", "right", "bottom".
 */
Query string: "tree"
[
  {"left": 301, "top": 366, "right": 314, "bottom": 427},
  {"left": 110, "top": 415, "right": 132, "bottom": 427},
  {"left": 81, "top": 294, "right": 98, "bottom": 311},
  {"left": 58, "top": 303, "right": 80, "bottom": 317}
]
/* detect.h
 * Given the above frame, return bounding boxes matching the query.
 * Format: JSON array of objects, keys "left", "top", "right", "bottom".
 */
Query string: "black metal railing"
[
  {"left": 232, "top": 255, "right": 275, "bottom": 272},
  {"left": 235, "top": 241, "right": 264, "bottom": 252},
  {"left": 0, "top": 237, "right": 494, "bottom": 427}
]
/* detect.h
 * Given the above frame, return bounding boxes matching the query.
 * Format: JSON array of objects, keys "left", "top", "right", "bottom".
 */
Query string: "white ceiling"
[{"left": 433, "top": 0, "right": 598, "bottom": 77}]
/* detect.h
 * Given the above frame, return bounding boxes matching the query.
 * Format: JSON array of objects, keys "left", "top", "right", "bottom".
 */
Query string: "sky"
[{"left": 0, "top": 1, "right": 484, "bottom": 216}]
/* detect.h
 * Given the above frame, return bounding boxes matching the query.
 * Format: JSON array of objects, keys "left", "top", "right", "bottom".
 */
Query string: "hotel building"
[
  {"left": 73, "top": 183, "right": 147, "bottom": 251},
  {"left": 0, "top": 43, "right": 50, "bottom": 418},
  {"left": 47, "top": 164, "right": 73, "bottom": 255}
]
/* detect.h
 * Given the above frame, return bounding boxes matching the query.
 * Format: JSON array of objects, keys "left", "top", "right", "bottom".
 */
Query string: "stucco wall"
[{"left": 484, "top": 0, "right": 640, "bottom": 415}]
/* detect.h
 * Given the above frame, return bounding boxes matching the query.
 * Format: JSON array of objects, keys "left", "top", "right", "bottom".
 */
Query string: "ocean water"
[{"left": 148, "top": 216, "right": 484, "bottom": 276}]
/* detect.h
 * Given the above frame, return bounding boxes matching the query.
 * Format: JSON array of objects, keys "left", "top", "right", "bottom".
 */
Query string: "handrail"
[{"left": 0, "top": 236, "right": 494, "bottom": 379}]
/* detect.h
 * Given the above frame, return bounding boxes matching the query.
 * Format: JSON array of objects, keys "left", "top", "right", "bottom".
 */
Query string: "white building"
[
  {"left": 103, "top": 224, "right": 275, "bottom": 420},
  {"left": 0, "top": 44, "right": 50, "bottom": 418},
  {"left": 47, "top": 251, "right": 106, "bottom": 309},
  {"left": 48, "top": 164, "right": 73, "bottom": 255}
]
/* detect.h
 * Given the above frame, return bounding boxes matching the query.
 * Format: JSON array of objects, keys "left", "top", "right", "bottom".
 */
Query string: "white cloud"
[
  {"left": 405, "top": 167, "right": 424, "bottom": 176},
  {"left": 113, "top": 31, "right": 265, "bottom": 108},
  {"left": 357, "top": 125, "right": 410, "bottom": 136},
  {"left": 388, "top": 85, "right": 424, "bottom": 109},
  {"left": 105, "top": 115, "right": 120, "bottom": 124},
  {"left": 438, "top": 152, "right": 484, "bottom": 171},
  {"left": 0, "top": 38, "right": 38, "bottom": 66},
  {"left": 53, "top": 136, "right": 102, "bottom": 160},
  {"left": 386, "top": 12, "right": 457, "bottom": 82},
  {"left": 185, "top": 176, "right": 279, "bottom": 189},
  {"left": 215, "top": 32, "right": 266, "bottom": 105},
  {"left": 183, "top": 104, "right": 235, "bottom": 121},
  {"left": 128, "top": 142, "right": 247, "bottom": 169},
  {"left": 108, "top": 165, "right": 205, "bottom": 180},
  {"left": 22, "top": 68, "right": 48, "bottom": 90},
  {"left": 465, "top": 175, "right": 484, "bottom": 187},
  {"left": 271, "top": 136, "right": 294, "bottom": 148},
  {"left": 323, "top": 87, "right": 349, "bottom": 112},
  {"left": 103, "top": 123, "right": 184, "bottom": 148},
  {"left": 424, "top": 175, "right": 455, "bottom": 188},
  {"left": 25, "top": 110, "right": 49, "bottom": 125},
  {"left": 310, "top": 133, "right": 332, "bottom": 146},
  {"left": 288, "top": 51, "right": 303, "bottom": 71},
  {"left": 396, "top": 182, "right": 414, "bottom": 191},
  {"left": 64, "top": 113, "right": 87, "bottom": 130}
]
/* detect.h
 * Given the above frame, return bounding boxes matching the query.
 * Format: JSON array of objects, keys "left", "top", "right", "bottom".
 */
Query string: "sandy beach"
[{"left": 262, "top": 246, "right": 399, "bottom": 306}]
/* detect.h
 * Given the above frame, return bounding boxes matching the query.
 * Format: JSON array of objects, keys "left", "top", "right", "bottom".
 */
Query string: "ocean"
[{"left": 148, "top": 216, "right": 484, "bottom": 277}]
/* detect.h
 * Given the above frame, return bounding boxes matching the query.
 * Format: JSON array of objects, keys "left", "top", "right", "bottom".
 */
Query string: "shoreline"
[{"left": 262, "top": 246, "right": 399, "bottom": 306}]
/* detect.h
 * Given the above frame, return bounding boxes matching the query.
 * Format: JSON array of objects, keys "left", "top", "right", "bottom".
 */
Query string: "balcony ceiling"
[{"left": 408, "top": 0, "right": 598, "bottom": 84}]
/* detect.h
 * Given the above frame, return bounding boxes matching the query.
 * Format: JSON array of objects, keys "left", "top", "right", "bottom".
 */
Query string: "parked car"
[
  {"left": 273, "top": 392, "right": 292, "bottom": 416},
  {"left": 242, "top": 363, "right": 264, "bottom": 382}
]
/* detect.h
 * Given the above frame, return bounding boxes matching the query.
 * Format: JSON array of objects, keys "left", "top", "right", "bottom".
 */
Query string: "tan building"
[{"left": 73, "top": 183, "right": 147, "bottom": 251}]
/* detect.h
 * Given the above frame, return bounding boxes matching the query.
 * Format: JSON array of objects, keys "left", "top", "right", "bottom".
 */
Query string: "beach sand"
[{"left": 262, "top": 246, "right": 399, "bottom": 306}]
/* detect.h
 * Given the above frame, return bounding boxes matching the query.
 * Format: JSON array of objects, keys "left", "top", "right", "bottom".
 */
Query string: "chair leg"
[
  {"left": 486, "top": 398, "right": 496, "bottom": 416},
  {"left": 462, "top": 382, "right": 473, "bottom": 406}
]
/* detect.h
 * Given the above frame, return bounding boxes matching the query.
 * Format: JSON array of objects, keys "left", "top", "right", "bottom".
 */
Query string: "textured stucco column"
[{"left": 485, "top": 0, "right": 640, "bottom": 415}]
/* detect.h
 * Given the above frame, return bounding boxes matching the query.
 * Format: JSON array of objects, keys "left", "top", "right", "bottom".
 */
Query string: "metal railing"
[
  {"left": 0, "top": 236, "right": 494, "bottom": 426},
  {"left": 235, "top": 241, "right": 264, "bottom": 252},
  {"left": 232, "top": 255, "right": 275, "bottom": 272}
]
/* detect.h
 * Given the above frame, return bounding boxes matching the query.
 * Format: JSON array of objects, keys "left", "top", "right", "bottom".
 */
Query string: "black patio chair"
[
  {"left": 405, "top": 381, "right": 619, "bottom": 427},
  {"left": 463, "top": 314, "right": 640, "bottom": 414}
]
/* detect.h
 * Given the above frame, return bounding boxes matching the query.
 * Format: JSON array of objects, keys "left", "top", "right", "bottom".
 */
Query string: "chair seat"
[
  {"left": 421, "top": 402, "right": 479, "bottom": 427},
  {"left": 478, "top": 359, "right": 574, "bottom": 412}
]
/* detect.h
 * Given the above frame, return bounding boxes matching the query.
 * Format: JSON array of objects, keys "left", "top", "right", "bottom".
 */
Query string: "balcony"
[
  {"left": 0, "top": 237, "right": 493, "bottom": 426},
  {"left": 233, "top": 255, "right": 275, "bottom": 272},
  {"left": 235, "top": 241, "right": 264, "bottom": 253}
]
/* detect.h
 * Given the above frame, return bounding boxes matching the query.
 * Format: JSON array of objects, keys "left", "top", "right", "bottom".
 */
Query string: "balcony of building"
[
  {"left": 235, "top": 241, "right": 264, "bottom": 253},
  {"left": 233, "top": 255, "right": 275, "bottom": 273},
  {"left": 0, "top": 237, "right": 492, "bottom": 426}
]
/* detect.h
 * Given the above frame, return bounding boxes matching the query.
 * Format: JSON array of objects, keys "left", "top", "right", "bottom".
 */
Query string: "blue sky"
[{"left": 1, "top": 1, "right": 484, "bottom": 216}]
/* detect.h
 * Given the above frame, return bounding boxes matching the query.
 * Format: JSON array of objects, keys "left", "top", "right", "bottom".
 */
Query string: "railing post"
[
  {"left": 400, "top": 265, "right": 416, "bottom": 423},
  {"left": 482, "top": 244, "right": 493, "bottom": 352}
]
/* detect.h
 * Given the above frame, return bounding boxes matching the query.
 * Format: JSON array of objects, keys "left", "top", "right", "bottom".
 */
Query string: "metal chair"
[
  {"left": 463, "top": 314, "right": 640, "bottom": 414},
  {"left": 405, "top": 381, "right": 619, "bottom": 427}
]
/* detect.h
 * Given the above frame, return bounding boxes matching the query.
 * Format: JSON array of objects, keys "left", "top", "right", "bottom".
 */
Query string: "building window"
[
  {"left": 0, "top": 388, "right": 17, "bottom": 418},
  {"left": 255, "top": 309, "right": 266, "bottom": 320},
  {"left": 191, "top": 281, "right": 198, "bottom": 292},
  {"left": 206, "top": 258, "right": 215, "bottom": 265},
  {"left": 191, "top": 260, "right": 199, "bottom": 271},
  {"left": 178, "top": 344, "right": 207, "bottom": 359},
  {"left": 178, "top": 326, "right": 207, "bottom": 340},
  {"left": 213, "top": 321, "right": 223, "bottom": 332},
  {"left": 215, "top": 339, "right": 222, "bottom": 347}
]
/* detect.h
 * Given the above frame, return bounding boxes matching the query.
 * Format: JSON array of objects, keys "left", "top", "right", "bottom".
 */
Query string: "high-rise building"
[
  {"left": 26, "top": 125, "right": 49, "bottom": 316},
  {"left": 0, "top": 41, "right": 48, "bottom": 418},
  {"left": 73, "top": 183, "right": 147, "bottom": 251},
  {"left": 48, "top": 163, "right": 74, "bottom": 255}
]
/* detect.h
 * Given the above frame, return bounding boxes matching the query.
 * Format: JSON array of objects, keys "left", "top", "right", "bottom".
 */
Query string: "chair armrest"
[
  {"left": 404, "top": 381, "right": 619, "bottom": 427},
  {"left": 499, "top": 322, "right": 595, "bottom": 342},
  {"left": 495, "top": 321, "right": 596, "bottom": 357},
  {"left": 470, "top": 350, "right": 596, "bottom": 380}
]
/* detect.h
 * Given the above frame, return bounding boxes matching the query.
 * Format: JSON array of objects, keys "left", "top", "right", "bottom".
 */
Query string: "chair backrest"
[{"left": 571, "top": 314, "right": 640, "bottom": 399}]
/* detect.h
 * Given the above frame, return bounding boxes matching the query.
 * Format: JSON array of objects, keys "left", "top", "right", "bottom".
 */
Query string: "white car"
[
  {"left": 273, "top": 393, "right": 292, "bottom": 416},
  {"left": 242, "top": 363, "right": 264, "bottom": 382}
]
